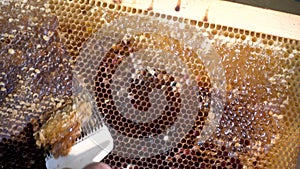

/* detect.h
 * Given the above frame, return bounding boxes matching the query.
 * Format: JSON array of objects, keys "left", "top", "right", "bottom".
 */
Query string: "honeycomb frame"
[{"left": 1, "top": 0, "right": 299, "bottom": 168}]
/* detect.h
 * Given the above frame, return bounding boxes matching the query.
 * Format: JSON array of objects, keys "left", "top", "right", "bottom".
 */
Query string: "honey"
[{"left": 0, "top": 0, "right": 299, "bottom": 168}]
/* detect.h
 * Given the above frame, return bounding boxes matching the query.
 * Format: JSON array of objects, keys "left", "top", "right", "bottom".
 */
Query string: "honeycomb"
[
  {"left": 33, "top": 75, "right": 94, "bottom": 158},
  {"left": 0, "top": 0, "right": 93, "bottom": 168},
  {"left": 1, "top": 0, "right": 300, "bottom": 169}
]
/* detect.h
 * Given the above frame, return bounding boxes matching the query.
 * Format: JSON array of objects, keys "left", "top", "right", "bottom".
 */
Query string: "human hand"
[{"left": 83, "top": 162, "right": 111, "bottom": 169}]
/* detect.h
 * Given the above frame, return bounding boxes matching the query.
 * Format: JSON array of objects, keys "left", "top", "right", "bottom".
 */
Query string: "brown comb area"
[
  {"left": 1, "top": 0, "right": 300, "bottom": 169},
  {"left": 93, "top": 35, "right": 210, "bottom": 138},
  {"left": 0, "top": 0, "right": 74, "bottom": 168}
]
